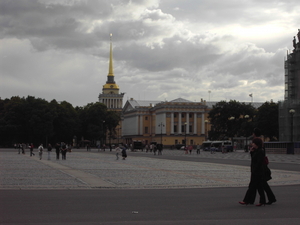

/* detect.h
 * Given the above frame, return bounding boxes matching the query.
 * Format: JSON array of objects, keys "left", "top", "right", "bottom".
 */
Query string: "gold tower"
[{"left": 99, "top": 34, "right": 124, "bottom": 111}]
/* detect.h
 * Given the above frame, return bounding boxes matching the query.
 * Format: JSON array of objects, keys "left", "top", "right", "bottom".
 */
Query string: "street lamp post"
[
  {"left": 102, "top": 120, "right": 105, "bottom": 147},
  {"left": 184, "top": 122, "right": 187, "bottom": 148},
  {"left": 244, "top": 115, "right": 249, "bottom": 152},
  {"left": 289, "top": 109, "right": 295, "bottom": 154},
  {"left": 117, "top": 126, "right": 121, "bottom": 145},
  {"left": 228, "top": 117, "right": 235, "bottom": 151},
  {"left": 205, "top": 120, "right": 209, "bottom": 140},
  {"left": 289, "top": 109, "right": 295, "bottom": 142}
]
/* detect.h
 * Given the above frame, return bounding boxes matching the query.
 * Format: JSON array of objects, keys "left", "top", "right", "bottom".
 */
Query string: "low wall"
[{"left": 265, "top": 142, "right": 300, "bottom": 154}]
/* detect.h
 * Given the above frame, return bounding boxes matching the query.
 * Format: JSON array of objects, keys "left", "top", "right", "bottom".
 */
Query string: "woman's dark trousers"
[
  {"left": 264, "top": 181, "right": 276, "bottom": 202},
  {"left": 243, "top": 176, "right": 266, "bottom": 204}
]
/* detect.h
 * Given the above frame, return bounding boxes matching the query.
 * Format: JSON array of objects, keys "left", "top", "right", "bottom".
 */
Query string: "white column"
[
  {"left": 178, "top": 112, "right": 182, "bottom": 134},
  {"left": 194, "top": 113, "right": 197, "bottom": 134},
  {"left": 171, "top": 113, "right": 174, "bottom": 134},
  {"left": 186, "top": 112, "right": 189, "bottom": 134}
]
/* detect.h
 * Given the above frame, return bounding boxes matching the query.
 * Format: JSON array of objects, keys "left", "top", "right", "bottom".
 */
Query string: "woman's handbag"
[{"left": 264, "top": 165, "right": 272, "bottom": 181}]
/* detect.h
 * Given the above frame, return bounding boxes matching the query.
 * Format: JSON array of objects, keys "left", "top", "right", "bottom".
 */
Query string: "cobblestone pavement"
[
  {"left": 149, "top": 149, "right": 300, "bottom": 164},
  {"left": 0, "top": 149, "right": 299, "bottom": 190}
]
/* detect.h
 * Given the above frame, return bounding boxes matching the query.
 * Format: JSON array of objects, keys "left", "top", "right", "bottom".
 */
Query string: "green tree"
[
  {"left": 79, "top": 102, "right": 108, "bottom": 143},
  {"left": 208, "top": 100, "right": 256, "bottom": 140},
  {"left": 255, "top": 101, "right": 279, "bottom": 141},
  {"left": 0, "top": 96, "right": 55, "bottom": 146},
  {"left": 51, "top": 100, "right": 79, "bottom": 144}
]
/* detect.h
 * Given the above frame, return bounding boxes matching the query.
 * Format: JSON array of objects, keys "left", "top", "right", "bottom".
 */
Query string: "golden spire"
[{"left": 108, "top": 33, "right": 114, "bottom": 76}]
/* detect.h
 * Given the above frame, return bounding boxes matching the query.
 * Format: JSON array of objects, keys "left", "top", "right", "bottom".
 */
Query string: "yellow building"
[{"left": 122, "top": 98, "right": 211, "bottom": 147}]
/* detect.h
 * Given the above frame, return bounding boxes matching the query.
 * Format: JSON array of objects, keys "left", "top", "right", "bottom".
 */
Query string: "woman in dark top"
[{"left": 239, "top": 137, "right": 266, "bottom": 206}]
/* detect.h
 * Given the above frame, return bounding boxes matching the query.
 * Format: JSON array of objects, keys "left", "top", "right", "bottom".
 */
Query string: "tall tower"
[
  {"left": 99, "top": 34, "right": 124, "bottom": 111},
  {"left": 279, "top": 29, "right": 300, "bottom": 143}
]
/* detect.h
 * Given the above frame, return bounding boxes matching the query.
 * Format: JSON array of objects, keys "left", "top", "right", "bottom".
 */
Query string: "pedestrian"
[
  {"left": 196, "top": 143, "right": 201, "bottom": 154},
  {"left": 115, "top": 145, "right": 121, "bottom": 160},
  {"left": 21, "top": 143, "right": 25, "bottom": 154},
  {"left": 47, "top": 144, "right": 52, "bottom": 160},
  {"left": 121, "top": 147, "right": 127, "bottom": 160},
  {"left": 185, "top": 146, "right": 188, "bottom": 154},
  {"left": 29, "top": 143, "right": 35, "bottom": 156},
  {"left": 61, "top": 143, "right": 67, "bottom": 160},
  {"left": 210, "top": 145, "right": 215, "bottom": 154},
  {"left": 239, "top": 137, "right": 266, "bottom": 206},
  {"left": 17, "top": 143, "right": 22, "bottom": 154},
  {"left": 153, "top": 144, "right": 157, "bottom": 155},
  {"left": 252, "top": 128, "right": 277, "bottom": 205},
  {"left": 158, "top": 144, "right": 163, "bottom": 155},
  {"left": 67, "top": 144, "right": 72, "bottom": 153},
  {"left": 55, "top": 143, "right": 60, "bottom": 160},
  {"left": 188, "top": 145, "right": 193, "bottom": 154},
  {"left": 38, "top": 144, "right": 44, "bottom": 160}
]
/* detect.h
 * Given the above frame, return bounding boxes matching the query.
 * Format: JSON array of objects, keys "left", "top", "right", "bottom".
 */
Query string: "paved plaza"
[
  {"left": 1, "top": 148, "right": 300, "bottom": 225},
  {"left": 1, "top": 148, "right": 299, "bottom": 190}
]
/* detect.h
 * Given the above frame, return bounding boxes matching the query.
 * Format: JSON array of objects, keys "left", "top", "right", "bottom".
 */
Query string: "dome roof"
[{"left": 103, "top": 83, "right": 119, "bottom": 89}]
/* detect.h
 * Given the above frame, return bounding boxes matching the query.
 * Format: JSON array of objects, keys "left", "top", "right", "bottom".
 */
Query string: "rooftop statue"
[{"left": 293, "top": 36, "right": 296, "bottom": 49}]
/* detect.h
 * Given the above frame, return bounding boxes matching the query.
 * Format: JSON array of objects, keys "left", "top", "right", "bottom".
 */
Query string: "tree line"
[
  {"left": 0, "top": 96, "right": 120, "bottom": 147},
  {"left": 0, "top": 96, "right": 279, "bottom": 147},
  {"left": 208, "top": 100, "right": 279, "bottom": 141}
]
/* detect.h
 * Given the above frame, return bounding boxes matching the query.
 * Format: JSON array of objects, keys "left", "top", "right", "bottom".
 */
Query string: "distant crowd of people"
[{"left": 14, "top": 142, "right": 72, "bottom": 160}]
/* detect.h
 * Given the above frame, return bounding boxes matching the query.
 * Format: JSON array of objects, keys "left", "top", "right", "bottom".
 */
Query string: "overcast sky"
[{"left": 1, "top": 0, "right": 299, "bottom": 107}]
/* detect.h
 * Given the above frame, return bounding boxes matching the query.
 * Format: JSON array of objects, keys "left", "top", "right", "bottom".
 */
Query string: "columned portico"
[
  {"left": 186, "top": 112, "right": 189, "bottom": 134},
  {"left": 122, "top": 98, "right": 209, "bottom": 147}
]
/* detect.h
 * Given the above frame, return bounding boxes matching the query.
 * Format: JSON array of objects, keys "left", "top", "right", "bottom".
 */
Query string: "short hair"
[
  {"left": 252, "top": 137, "right": 263, "bottom": 149},
  {"left": 253, "top": 128, "right": 261, "bottom": 137}
]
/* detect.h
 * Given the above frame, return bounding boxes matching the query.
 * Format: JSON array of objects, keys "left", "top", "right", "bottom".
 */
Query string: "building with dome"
[
  {"left": 98, "top": 34, "right": 124, "bottom": 146},
  {"left": 98, "top": 34, "right": 124, "bottom": 111}
]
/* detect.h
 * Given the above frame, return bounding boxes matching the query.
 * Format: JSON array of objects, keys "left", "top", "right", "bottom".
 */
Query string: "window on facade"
[
  {"left": 189, "top": 125, "right": 192, "bottom": 133},
  {"left": 175, "top": 139, "right": 178, "bottom": 144},
  {"left": 145, "top": 116, "right": 148, "bottom": 120},
  {"left": 189, "top": 113, "right": 192, "bottom": 118},
  {"left": 181, "top": 125, "right": 185, "bottom": 133},
  {"left": 174, "top": 125, "right": 177, "bottom": 132},
  {"left": 182, "top": 114, "right": 185, "bottom": 118},
  {"left": 145, "top": 127, "right": 148, "bottom": 134}
]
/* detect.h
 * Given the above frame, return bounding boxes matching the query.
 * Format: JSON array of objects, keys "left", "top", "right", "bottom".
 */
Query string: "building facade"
[
  {"left": 122, "top": 98, "right": 211, "bottom": 147},
  {"left": 279, "top": 30, "right": 300, "bottom": 142}
]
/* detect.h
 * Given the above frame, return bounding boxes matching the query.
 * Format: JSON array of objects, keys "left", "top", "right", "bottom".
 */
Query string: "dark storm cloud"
[
  {"left": 0, "top": 0, "right": 111, "bottom": 51},
  {"left": 0, "top": 0, "right": 298, "bottom": 106}
]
